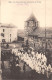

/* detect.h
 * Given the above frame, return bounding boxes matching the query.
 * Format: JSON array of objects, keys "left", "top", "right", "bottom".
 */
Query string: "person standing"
[{"left": 23, "top": 62, "right": 26, "bottom": 73}]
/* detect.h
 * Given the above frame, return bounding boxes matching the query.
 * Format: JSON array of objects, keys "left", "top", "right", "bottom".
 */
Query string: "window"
[
  {"left": 36, "top": 21, "right": 38, "bottom": 27},
  {"left": 2, "top": 39, "right": 5, "bottom": 42},
  {"left": 3, "top": 29, "right": 5, "bottom": 32},
  {"left": 1, "top": 33, "right": 4, "bottom": 37},
  {"left": 29, "top": 21, "right": 33, "bottom": 26}
]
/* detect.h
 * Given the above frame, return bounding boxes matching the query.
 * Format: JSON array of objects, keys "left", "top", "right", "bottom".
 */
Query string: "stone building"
[
  {"left": 0, "top": 23, "right": 18, "bottom": 43},
  {"left": 24, "top": 14, "right": 52, "bottom": 50}
]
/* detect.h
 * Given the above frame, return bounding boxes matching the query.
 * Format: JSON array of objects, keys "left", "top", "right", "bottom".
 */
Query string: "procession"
[{"left": 11, "top": 47, "right": 52, "bottom": 78}]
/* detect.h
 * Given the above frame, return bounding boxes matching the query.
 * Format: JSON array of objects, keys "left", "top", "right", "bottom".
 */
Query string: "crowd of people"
[{"left": 12, "top": 48, "right": 52, "bottom": 78}]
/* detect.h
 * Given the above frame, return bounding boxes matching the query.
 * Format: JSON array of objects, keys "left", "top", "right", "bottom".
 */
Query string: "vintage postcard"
[{"left": 0, "top": 0, "right": 52, "bottom": 80}]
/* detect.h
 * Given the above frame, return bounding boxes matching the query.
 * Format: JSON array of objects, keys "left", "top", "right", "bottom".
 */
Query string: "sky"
[{"left": 1, "top": 0, "right": 52, "bottom": 29}]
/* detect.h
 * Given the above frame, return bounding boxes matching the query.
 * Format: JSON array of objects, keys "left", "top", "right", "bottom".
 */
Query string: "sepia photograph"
[{"left": 0, "top": 0, "right": 52, "bottom": 80}]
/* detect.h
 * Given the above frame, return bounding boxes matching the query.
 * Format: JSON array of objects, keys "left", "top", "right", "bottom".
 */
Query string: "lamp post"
[{"left": 45, "top": 0, "right": 46, "bottom": 55}]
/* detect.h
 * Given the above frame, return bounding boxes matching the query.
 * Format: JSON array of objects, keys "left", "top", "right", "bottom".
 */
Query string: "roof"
[
  {"left": 29, "top": 27, "right": 52, "bottom": 38},
  {"left": 0, "top": 23, "right": 17, "bottom": 28},
  {"left": 17, "top": 29, "right": 25, "bottom": 38},
  {"left": 26, "top": 13, "right": 37, "bottom": 22}
]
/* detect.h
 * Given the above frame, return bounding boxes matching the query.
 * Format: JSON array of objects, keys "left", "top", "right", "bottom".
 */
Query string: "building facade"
[{"left": 0, "top": 23, "right": 18, "bottom": 43}]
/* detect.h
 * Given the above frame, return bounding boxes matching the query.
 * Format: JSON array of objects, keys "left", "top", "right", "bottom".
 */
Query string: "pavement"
[{"left": 1, "top": 62, "right": 52, "bottom": 80}]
